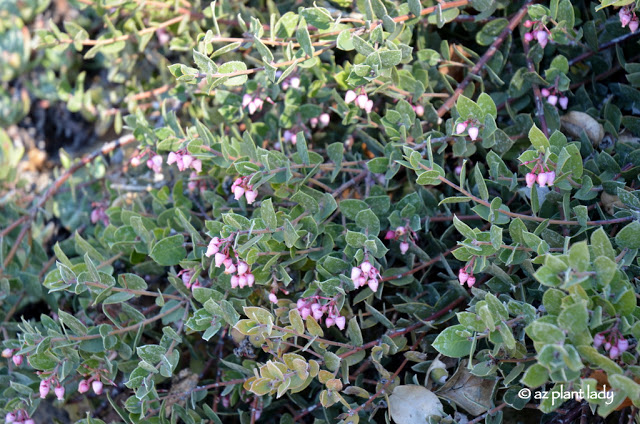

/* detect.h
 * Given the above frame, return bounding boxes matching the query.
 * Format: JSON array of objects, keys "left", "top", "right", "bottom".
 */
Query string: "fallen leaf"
[
  {"left": 388, "top": 384, "right": 445, "bottom": 424},
  {"left": 436, "top": 359, "right": 498, "bottom": 415},
  {"left": 560, "top": 111, "right": 604, "bottom": 146}
]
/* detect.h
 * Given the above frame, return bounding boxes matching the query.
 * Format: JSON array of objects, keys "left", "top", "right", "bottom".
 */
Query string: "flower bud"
[
  {"left": 525, "top": 172, "right": 537, "bottom": 188},
  {"left": 593, "top": 333, "right": 605, "bottom": 348},
  {"left": 268, "top": 293, "right": 278, "bottom": 304},
  {"left": 130, "top": 156, "right": 141, "bottom": 167},
  {"left": 237, "top": 261, "right": 249, "bottom": 276},
  {"left": 541, "top": 88, "right": 550, "bottom": 97},
  {"left": 524, "top": 32, "right": 534, "bottom": 42},
  {"left": 455, "top": 122, "right": 468, "bottom": 134},
  {"left": 414, "top": 105, "right": 424, "bottom": 117},
  {"left": 468, "top": 126, "right": 479, "bottom": 141},
  {"left": 360, "top": 261, "right": 372, "bottom": 275},
  {"left": 242, "top": 94, "right": 252, "bottom": 108},
  {"left": 335, "top": 316, "right": 346, "bottom": 330},
  {"left": 620, "top": 9, "right": 632, "bottom": 27},
  {"left": 345, "top": 90, "right": 357, "bottom": 104},
  {"left": 558, "top": 96, "right": 568, "bottom": 110},
  {"left": 230, "top": 275, "right": 239, "bottom": 289},
  {"left": 458, "top": 269, "right": 469, "bottom": 284},
  {"left": 12, "top": 355, "right": 22, "bottom": 366},
  {"left": 311, "top": 303, "right": 323, "bottom": 320},
  {"left": 605, "top": 342, "right": 612, "bottom": 351},
  {"left": 309, "top": 117, "right": 318, "bottom": 128},
  {"left": 24, "top": 420, "right": 34, "bottom": 424},
  {"left": 325, "top": 317, "right": 335, "bottom": 327},
  {"left": 55, "top": 384, "right": 65, "bottom": 400},
  {"left": 467, "top": 275, "right": 476, "bottom": 287},
  {"left": 629, "top": 18, "right": 639, "bottom": 33},
  {"left": 214, "top": 253, "right": 227, "bottom": 267},
  {"left": 524, "top": 20, "right": 533, "bottom": 28},
  {"left": 536, "top": 30, "right": 548, "bottom": 48},
  {"left": 1, "top": 348, "right": 12, "bottom": 358},
  {"left": 233, "top": 185, "right": 245, "bottom": 200},
  {"left": 384, "top": 230, "right": 395, "bottom": 240},
  {"left": 319, "top": 113, "right": 330, "bottom": 126},
  {"left": 364, "top": 99, "right": 374, "bottom": 113},
  {"left": 78, "top": 379, "right": 90, "bottom": 394},
  {"left": 399, "top": 242, "right": 410, "bottom": 255},
  {"left": 246, "top": 273, "right": 255, "bottom": 287},
  {"left": 547, "top": 95, "right": 558, "bottom": 106},
  {"left": 300, "top": 307, "right": 311, "bottom": 320},
  {"left": 92, "top": 380, "right": 103, "bottom": 395},
  {"left": 5, "top": 413, "right": 16, "bottom": 423},
  {"left": 40, "top": 380, "right": 50, "bottom": 398},
  {"left": 355, "top": 94, "right": 368, "bottom": 109},
  {"left": 290, "top": 77, "right": 300, "bottom": 89}
]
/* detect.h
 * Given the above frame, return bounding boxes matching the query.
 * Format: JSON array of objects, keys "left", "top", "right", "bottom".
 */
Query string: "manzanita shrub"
[{"left": 2, "top": 0, "right": 640, "bottom": 422}]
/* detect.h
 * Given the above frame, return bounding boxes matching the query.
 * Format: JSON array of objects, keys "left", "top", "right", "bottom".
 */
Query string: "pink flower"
[
  {"left": 237, "top": 261, "right": 249, "bottom": 276},
  {"left": 214, "top": 252, "right": 227, "bottom": 267},
  {"left": 468, "top": 126, "right": 479, "bottom": 141},
  {"left": 524, "top": 32, "right": 534, "bottom": 42},
  {"left": 78, "top": 379, "right": 90, "bottom": 394},
  {"left": 246, "top": 273, "right": 255, "bottom": 287},
  {"left": 546, "top": 171, "right": 556, "bottom": 186},
  {"left": 2, "top": 348, "right": 12, "bottom": 358},
  {"left": 547, "top": 95, "right": 558, "bottom": 106},
  {"left": 400, "top": 242, "right": 409, "bottom": 254},
  {"left": 524, "top": 20, "right": 534, "bottom": 28},
  {"left": 55, "top": 384, "right": 65, "bottom": 400},
  {"left": 629, "top": 18, "right": 639, "bottom": 33},
  {"left": 593, "top": 333, "right": 605, "bottom": 348},
  {"left": 351, "top": 267, "right": 362, "bottom": 281},
  {"left": 24, "top": 419, "right": 34, "bottom": 424},
  {"left": 384, "top": 230, "right": 395, "bottom": 240},
  {"left": 541, "top": 88, "right": 550, "bottom": 97},
  {"left": 230, "top": 275, "right": 239, "bottom": 288},
  {"left": 335, "top": 316, "right": 346, "bottom": 330},
  {"left": 191, "top": 159, "right": 202, "bottom": 173},
  {"left": 268, "top": 293, "right": 278, "bottom": 304},
  {"left": 360, "top": 261, "right": 372, "bottom": 274},
  {"left": 325, "top": 317, "right": 335, "bottom": 327},
  {"left": 167, "top": 152, "right": 178, "bottom": 165},
  {"left": 39, "top": 380, "right": 50, "bottom": 398},
  {"left": 245, "top": 189, "right": 258, "bottom": 204},
  {"left": 455, "top": 122, "right": 468, "bottom": 134},
  {"left": 11, "top": 355, "right": 22, "bottom": 366},
  {"left": 618, "top": 338, "right": 629, "bottom": 353},
  {"left": 364, "top": 99, "right": 374, "bottom": 113},
  {"left": 92, "top": 380, "right": 103, "bottom": 395},
  {"left": 355, "top": 94, "right": 368, "bottom": 109},
  {"left": 559, "top": 96, "right": 568, "bottom": 110},
  {"left": 525, "top": 172, "right": 537, "bottom": 188},
  {"left": 5, "top": 413, "right": 16, "bottom": 423},
  {"left": 242, "top": 94, "right": 253, "bottom": 108},
  {"left": 609, "top": 346, "right": 620, "bottom": 359},
  {"left": 309, "top": 117, "right": 318, "bottom": 128},
  {"left": 414, "top": 105, "right": 424, "bottom": 117},
  {"left": 537, "top": 172, "right": 549, "bottom": 186},
  {"left": 283, "top": 130, "right": 293, "bottom": 142},
  {"left": 311, "top": 303, "right": 323, "bottom": 320},
  {"left": 620, "top": 9, "right": 632, "bottom": 27},
  {"left": 345, "top": 90, "right": 357, "bottom": 104},
  {"left": 238, "top": 275, "right": 247, "bottom": 288},
  {"left": 147, "top": 154, "right": 163, "bottom": 173},
  {"left": 458, "top": 269, "right": 469, "bottom": 284},
  {"left": 467, "top": 275, "right": 476, "bottom": 287},
  {"left": 319, "top": 113, "right": 330, "bottom": 127},
  {"left": 299, "top": 307, "right": 311, "bottom": 320},
  {"left": 536, "top": 30, "right": 548, "bottom": 48},
  {"left": 605, "top": 342, "right": 612, "bottom": 351},
  {"left": 455, "top": 166, "right": 462, "bottom": 175},
  {"left": 290, "top": 77, "right": 301, "bottom": 89},
  {"left": 368, "top": 279, "right": 379, "bottom": 292},
  {"left": 233, "top": 185, "right": 245, "bottom": 200},
  {"left": 206, "top": 238, "right": 220, "bottom": 257}
]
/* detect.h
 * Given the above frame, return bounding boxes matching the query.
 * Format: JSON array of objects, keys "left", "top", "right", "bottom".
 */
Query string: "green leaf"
[
  {"left": 477, "top": 93, "right": 497, "bottom": 119},
  {"left": 137, "top": 345, "right": 167, "bottom": 363},
  {"left": 408, "top": 0, "right": 422, "bottom": 16},
  {"left": 296, "top": 18, "right": 314, "bottom": 57},
  {"left": 591, "top": 227, "right": 616, "bottom": 259},
  {"left": 521, "top": 364, "right": 549, "bottom": 388},
  {"left": 150, "top": 235, "right": 186, "bottom": 266},
  {"left": 615, "top": 221, "right": 640, "bottom": 249},
  {"left": 261, "top": 198, "right": 277, "bottom": 228},
  {"left": 528, "top": 124, "right": 549, "bottom": 153},
  {"left": 355, "top": 209, "right": 380, "bottom": 235},
  {"left": 217, "top": 61, "right": 248, "bottom": 86},
  {"left": 283, "top": 219, "right": 299, "bottom": 248},
  {"left": 432, "top": 325, "right": 473, "bottom": 358}
]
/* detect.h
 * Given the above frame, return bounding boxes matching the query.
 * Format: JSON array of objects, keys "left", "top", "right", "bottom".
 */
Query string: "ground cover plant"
[{"left": 1, "top": 0, "right": 640, "bottom": 422}]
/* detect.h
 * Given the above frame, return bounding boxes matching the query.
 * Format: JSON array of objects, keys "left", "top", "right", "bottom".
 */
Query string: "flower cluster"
[
  {"left": 350, "top": 260, "right": 380, "bottom": 292},
  {"left": 281, "top": 75, "right": 300, "bottom": 91},
  {"left": 594, "top": 331, "right": 630, "bottom": 359},
  {"left": 38, "top": 375, "right": 65, "bottom": 400},
  {"left": 178, "top": 268, "right": 201, "bottom": 291},
  {"left": 206, "top": 237, "right": 256, "bottom": 289},
  {"left": 5, "top": 410, "right": 35, "bottom": 424},
  {"left": 455, "top": 120, "right": 480, "bottom": 141},
  {"left": 167, "top": 150, "right": 202, "bottom": 173},
  {"left": 345, "top": 90, "right": 374, "bottom": 113},
  {"left": 384, "top": 226, "right": 416, "bottom": 255},
  {"left": 231, "top": 177, "right": 258, "bottom": 204},
  {"left": 541, "top": 88, "right": 568, "bottom": 110},
  {"left": 78, "top": 377, "right": 104, "bottom": 395},
  {"left": 620, "top": 7, "right": 639, "bottom": 33},
  {"left": 523, "top": 20, "right": 550, "bottom": 48},
  {"left": 187, "top": 172, "right": 206, "bottom": 192},
  {"left": 90, "top": 202, "right": 109, "bottom": 226},
  {"left": 296, "top": 296, "right": 346, "bottom": 330},
  {"left": 2, "top": 348, "right": 22, "bottom": 366},
  {"left": 146, "top": 154, "right": 163, "bottom": 174},
  {"left": 458, "top": 268, "right": 476, "bottom": 287},
  {"left": 242, "top": 94, "right": 272, "bottom": 115},
  {"left": 309, "top": 113, "right": 331, "bottom": 129}
]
